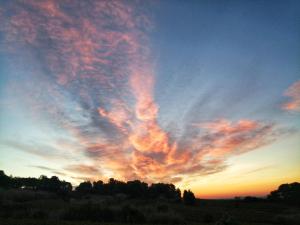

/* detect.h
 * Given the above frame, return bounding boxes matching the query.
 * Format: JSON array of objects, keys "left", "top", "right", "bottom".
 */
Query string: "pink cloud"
[{"left": 282, "top": 80, "right": 300, "bottom": 112}]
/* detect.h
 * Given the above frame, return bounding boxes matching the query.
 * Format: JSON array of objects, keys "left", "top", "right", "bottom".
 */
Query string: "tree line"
[
  {"left": 3, "top": 170, "right": 298, "bottom": 206},
  {"left": 0, "top": 170, "right": 72, "bottom": 193},
  {"left": 267, "top": 182, "right": 300, "bottom": 206},
  {"left": 0, "top": 170, "right": 196, "bottom": 205}
]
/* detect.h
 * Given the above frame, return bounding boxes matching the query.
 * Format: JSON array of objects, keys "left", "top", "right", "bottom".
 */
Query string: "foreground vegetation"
[{"left": 0, "top": 170, "right": 300, "bottom": 225}]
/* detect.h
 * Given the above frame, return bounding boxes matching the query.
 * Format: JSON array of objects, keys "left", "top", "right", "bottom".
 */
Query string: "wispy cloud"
[
  {"left": 282, "top": 80, "right": 300, "bottom": 112},
  {"left": 64, "top": 164, "right": 101, "bottom": 175},
  {"left": 29, "top": 165, "right": 67, "bottom": 176},
  {"left": 2, "top": 140, "right": 71, "bottom": 160}
]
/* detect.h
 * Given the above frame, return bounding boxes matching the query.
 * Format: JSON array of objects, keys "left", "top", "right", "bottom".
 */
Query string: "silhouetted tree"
[
  {"left": 93, "top": 180, "right": 104, "bottom": 194},
  {"left": 0, "top": 170, "right": 11, "bottom": 188},
  {"left": 268, "top": 182, "right": 300, "bottom": 205},
  {"left": 0, "top": 170, "right": 191, "bottom": 204},
  {"left": 149, "top": 183, "right": 180, "bottom": 200},
  {"left": 126, "top": 180, "right": 148, "bottom": 198},
  {"left": 183, "top": 190, "right": 196, "bottom": 205},
  {"left": 106, "top": 178, "right": 126, "bottom": 195},
  {"left": 175, "top": 188, "right": 182, "bottom": 202},
  {"left": 48, "top": 176, "right": 60, "bottom": 192},
  {"left": 38, "top": 175, "right": 72, "bottom": 193},
  {"left": 76, "top": 181, "right": 93, "bottom": 193},
  {"left": 13, "top": 177, "right": 39, "bottom": 190}
]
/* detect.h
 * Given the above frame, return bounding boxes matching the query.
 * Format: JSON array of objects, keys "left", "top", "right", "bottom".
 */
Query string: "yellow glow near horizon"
[{"left": 182, "top": 135, "right": 300, "bottom": 198}]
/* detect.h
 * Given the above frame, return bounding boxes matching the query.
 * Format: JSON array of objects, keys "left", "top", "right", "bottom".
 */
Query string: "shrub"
[
  {"left": 13, "top": 208, "right": 30, "bottom": 219},
  {"left": 215, "top": 213, "right": 240, "bottom": 225},
  {"left": 120, "top": 205, "right": 146, "bottom": 223},
  {"left": 31, "top": 210, "right": 48, "bottom": 219},
  {"left": 203, "top": 212, "right": 214, "bottom": 223},
  {"left": 150, "top": 212, "right": 185, "bottom": 225},
  {"left": 9, "top": 190, "right": 36, "bottom": 202},
  {"left": 157, "top": 203, "right": 169, "bottom": 212},
  {"left": 275, "top": 214, "right": 300, "bottom": 225},
  {"left": 62, "top": 203, "right": 115, "bottom": 222}
]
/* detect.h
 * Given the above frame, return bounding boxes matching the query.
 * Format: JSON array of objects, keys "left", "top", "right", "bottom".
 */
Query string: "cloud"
[
  {"left": 242, "top": 165, "right": 274, "bottom": 175},
  {"left": 282, "top": 80, "right": 300, "bottom": 112},
  {"left": 0, "top": 0, "right": 285, "bottom": 185},
  {"left": 1, "top": 140, "right": 71, "bottom": 160},
  {"left": 29, "top": 165, "right": 67, "bottom": 176},
  {"left": 64, "top": 164, "right": 101, "bottom": 175},
  {"left": 193, "top": 119, "right": 276, "bottom": 157}
]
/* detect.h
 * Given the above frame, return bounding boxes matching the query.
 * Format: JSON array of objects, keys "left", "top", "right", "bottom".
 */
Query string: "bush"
[
  {"left": 149, "top": 212, "right": 185, "bottom": 225},
  {"left": 275, "top": 214, "right": 300, "bottom": 225},
  {"left": 13, "top": 208, "right": 31, "bottom": 219},
  {"left": 62, "top": 203, "right": 115, "bottom": 222},
  {"left": 157, "top": 203, "right": 169, "bottom": 212},
  {"left": 31, "top": 210, "right": 48, "bottom": 219},
  {"left": 62, "top": 203, "right": 147, "bottom": 223},
  {"left": 203, "top": 212, "right": 214, "bottom": 223},
  {"left": 215, "top": 214, "right": 240, "bottom": 225},
  {"left": 120, "top": 205, "right": 146, "bottom": 223},
  {"left": 9, "top": 190, "right": 36, "bottom": 202}
]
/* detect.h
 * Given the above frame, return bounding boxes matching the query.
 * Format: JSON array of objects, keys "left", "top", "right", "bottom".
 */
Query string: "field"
[{"left": 1, "top": 189, "right": 300, "bottom": 225}]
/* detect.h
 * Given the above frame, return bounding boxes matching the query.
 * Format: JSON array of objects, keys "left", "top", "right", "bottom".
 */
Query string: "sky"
[{"left": 0, "top": 0, "right": 299, "bottom": 199}]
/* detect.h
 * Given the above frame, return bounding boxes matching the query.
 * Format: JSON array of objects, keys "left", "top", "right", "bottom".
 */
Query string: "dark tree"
[
  {"left": 0, "top": 170, "right": 192, "bottom": 204},
  {"left": 149, "top": 183, "right": 180, "bottom": 200},
  {"left": 76, "top": 181, "right": 93, "bottom": 193},
  {"left": 183, "top": 190, "right": 196, "bottom": 205},
  {"left": 267, "top": 182, "right": 300, "bottom": 205},
  {"left": 48, "top": 176, "right": 60, "bottom": 192},
  {"left": 0, "top": 170, "right": 11, "bottom": 188},
  {"left": 59, "top": 180, "right": 72, "bottom": 194},
  {"left": 175, "top": 188, "right": 182, "bottom": 202},
  {"left": 38, "top": 175, "right": 72, "bottom": 193},
  {"left": 106, "top": 178, "right": 126, "bottom": 195},
  {"left": 126, "top": 180, "right": 148, "bottom": 198},
  {"left": 13, "top": 177, "right": 39, "bottom": 190},
  {"left": 93, "top": 180, "right": 104, "bottom": 194}
]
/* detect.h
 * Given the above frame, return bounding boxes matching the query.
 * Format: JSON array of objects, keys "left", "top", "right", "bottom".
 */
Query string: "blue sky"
[{"left": 153, "top": 0, "right": 299, "bottom": 123}]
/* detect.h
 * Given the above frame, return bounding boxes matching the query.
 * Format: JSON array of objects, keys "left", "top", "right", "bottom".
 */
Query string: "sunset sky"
[{"left": 0, "top": 0, "right": 299, "bottom": 198}]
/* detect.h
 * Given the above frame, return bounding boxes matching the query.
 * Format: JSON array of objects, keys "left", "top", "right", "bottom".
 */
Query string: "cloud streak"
[{"left": 282, "top": 80, "right": 300, "bottom": 112}]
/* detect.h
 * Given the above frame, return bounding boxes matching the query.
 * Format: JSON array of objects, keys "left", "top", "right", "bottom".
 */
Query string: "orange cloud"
[
  {"left": 282, "top": 80, "right": 300, "bottom": 112},
  {"left": 129, "top": 66, "right": 159, "bottom": 121},
  {"left": 199, "top": 119, "right": 258, "bottom": 134},
  {"left": 195, "top": 119, "right": 275, "bottom": 157}
]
